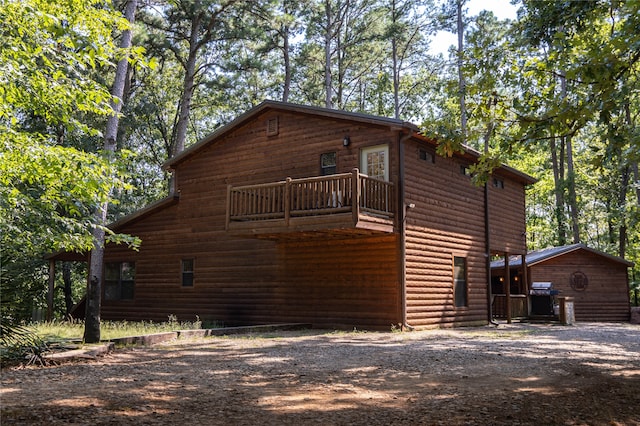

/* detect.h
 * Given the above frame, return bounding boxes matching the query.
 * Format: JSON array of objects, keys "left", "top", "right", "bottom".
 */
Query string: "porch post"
[
  {"left": 47, "top": 259, "right": 55, "bottom": 321},
  {"left": 351, "top": 168, "right": 360, "bottom": 225},
  {"left": 284, "top": 177, "right": 292, "bottom": 226},
  {"left": 225, "top": 184, "right": 232, "bottom": 230},
  {"left": 505, "top": 252, "right": 512, "bottom": 324},
  {"left": 522, "top": 253, "right": 529, "bottom": 316}
]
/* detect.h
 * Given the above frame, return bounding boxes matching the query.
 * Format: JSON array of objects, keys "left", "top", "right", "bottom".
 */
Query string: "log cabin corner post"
[
  {"left": 484, "top": 178, "right": 493, "bottom": 324},
  {"left": 398, "top": 130, "right": 413, "bottom": 330}
]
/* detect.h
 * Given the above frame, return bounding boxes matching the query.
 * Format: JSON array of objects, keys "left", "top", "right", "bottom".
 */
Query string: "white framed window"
[{"left": 361, "top": 145, "right": 389, "bottom": 181}]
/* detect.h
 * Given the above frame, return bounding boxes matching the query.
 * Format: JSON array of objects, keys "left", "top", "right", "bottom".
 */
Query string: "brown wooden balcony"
[{"left": 226, "top": 169, "right": 396, "bottom": 238}]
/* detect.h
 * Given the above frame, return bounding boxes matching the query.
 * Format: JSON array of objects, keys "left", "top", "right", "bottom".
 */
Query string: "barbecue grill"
[{"left": 529, "top": 282, "right": 559, "bottom": 316}]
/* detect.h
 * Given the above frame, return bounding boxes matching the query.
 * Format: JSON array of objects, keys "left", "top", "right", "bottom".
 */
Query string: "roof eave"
[{"left": 162, "top": 100, "right": 420, "bottom": 170}]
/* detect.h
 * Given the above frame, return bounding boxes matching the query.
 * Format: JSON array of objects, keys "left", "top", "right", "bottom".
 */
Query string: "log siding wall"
[
  {"left": 530, "top": 251, "right": 631, "bottom": 322},
  {"left": 403, "top": 141, "right": 485, "bottom": 327},
  {"left": 103, "top": 109, "right": 402, "bottom": 328},
  {"left": 100, "top": 105, "right": 530, "bottom": 329}
]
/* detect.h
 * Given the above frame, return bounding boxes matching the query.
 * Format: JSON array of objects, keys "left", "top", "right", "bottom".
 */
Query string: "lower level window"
[
  {"left": 453, "top": 256, "right": 468, "bottom": 308},
  {"left": 105, "top": 262, "right": 135, "bottom": 300},
  {"left": 182, "top": 259, "right": 194, "bottom": 287}
]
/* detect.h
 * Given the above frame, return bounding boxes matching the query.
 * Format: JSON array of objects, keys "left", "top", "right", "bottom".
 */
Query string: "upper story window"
[
  {"left": 493, "top": 177, "right": 504, "bottom": 189},
  {"left": 460, "top": 165, "right": 473, "bottom": 177},
  {"left": 105, "top": 262, "right": 135, "bottom": 301},
  {"left": 361, "top": 145, "right": 389, "bottom": 181},
  {"left": 320, "top": 152, "right": 336, "bottom": 175},
  {"left": 419, "top": 148, "right": 435, "bottom": 164}
]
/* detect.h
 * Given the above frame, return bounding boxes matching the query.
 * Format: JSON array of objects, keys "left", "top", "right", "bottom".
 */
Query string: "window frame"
[
  {"left": 104, "top": 262, "right": 135, "bottom": 301},
  {"left": 320, "top": 152, "right": 337, "bottom": 176},
  {"left": 181, "top": 258, "right": 195, "bottom": 287},
  {"left": 453, "top": 256, "right": 468, "bottom": 308},
  {"left": 418, "top": 148, "right": 435, "bottom": 164},
  {"left": 360, "top": 144, "right": 389, "bottom": 181}
]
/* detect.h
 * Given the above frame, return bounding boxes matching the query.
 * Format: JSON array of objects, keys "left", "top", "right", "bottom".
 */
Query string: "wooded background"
[{"left": 1, "top": 0, "right": 638, "bottom": 322}]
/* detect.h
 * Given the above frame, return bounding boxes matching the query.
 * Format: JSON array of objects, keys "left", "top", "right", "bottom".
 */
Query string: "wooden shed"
[
  {"left": 492, "top": 244, "right": 633, "bottom": 322},
  {"left": 49, "top": 101, "right": 536, "bottom": 330}
]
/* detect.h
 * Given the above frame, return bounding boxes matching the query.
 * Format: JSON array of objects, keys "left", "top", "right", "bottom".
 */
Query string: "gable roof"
[
  {"left": 163, "top": 100, "right": 419, "bottom": 170},
  {"left": 491, "top": 243, "right": 634, "bottom": 268},
  {"left": 161, "top": 100, "right": 536, "bottom": 185}
]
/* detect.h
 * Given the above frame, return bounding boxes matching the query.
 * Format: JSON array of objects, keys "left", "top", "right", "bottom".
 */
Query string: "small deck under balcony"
[{"left": 226, "top": 169, "right": 396, "bottom": 239}]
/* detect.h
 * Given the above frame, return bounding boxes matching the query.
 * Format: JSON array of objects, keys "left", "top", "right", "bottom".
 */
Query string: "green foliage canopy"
[{"left": 0, "top": 0, "right": 138, "bottom": 255}]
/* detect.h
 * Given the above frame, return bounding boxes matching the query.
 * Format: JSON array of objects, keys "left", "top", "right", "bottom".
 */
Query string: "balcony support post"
[
  {"left": 284, "top": 177, "right": 292, "bottom": 226},
  {"left": 351, "top": 168, "right": 360, "bottom": 225},
  {"left": 225, "top": 184, "right": 232, "bottom": 231}
]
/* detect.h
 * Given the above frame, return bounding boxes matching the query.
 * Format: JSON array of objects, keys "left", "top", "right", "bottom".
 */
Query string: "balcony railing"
[{"left": 226, "top": 169, "right": 394, "bottom": 229}]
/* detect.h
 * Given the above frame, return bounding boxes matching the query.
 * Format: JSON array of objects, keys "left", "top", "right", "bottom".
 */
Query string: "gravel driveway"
[{"left": 2, "top": 322, "right": 639, "bottom": 425}]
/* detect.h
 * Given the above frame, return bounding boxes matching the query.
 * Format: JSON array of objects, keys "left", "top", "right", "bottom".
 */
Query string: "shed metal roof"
[{"left": 491, "top": 243, "right": 634, "bottom": 268}]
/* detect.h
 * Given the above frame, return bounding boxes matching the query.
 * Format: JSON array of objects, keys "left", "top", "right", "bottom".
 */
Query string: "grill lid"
[{"left": 530, "top": 282, "right": 555, "bottom": 295}]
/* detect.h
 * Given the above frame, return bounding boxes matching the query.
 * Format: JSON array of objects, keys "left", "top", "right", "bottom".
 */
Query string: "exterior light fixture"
[{"left": 343, "top": 136, "right": 351, "bottom": 147}]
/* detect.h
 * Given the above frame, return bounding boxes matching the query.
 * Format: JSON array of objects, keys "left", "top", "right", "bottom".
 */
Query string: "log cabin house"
[
  {"left": 49, "top": 100, "right": 537, "bottom": 330},
  {"left": 491, "top": 244, "right": 633, "bottom": 322}
]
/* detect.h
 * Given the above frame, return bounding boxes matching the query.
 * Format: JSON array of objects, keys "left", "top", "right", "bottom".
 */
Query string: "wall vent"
[{"left": 266, "top": 117, "right": 279, "bottom": 136}]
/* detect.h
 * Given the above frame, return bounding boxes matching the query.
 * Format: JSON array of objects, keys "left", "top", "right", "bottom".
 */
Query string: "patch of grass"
[{"left": 26, "top": 315, "right": 206, "bottom": 342}]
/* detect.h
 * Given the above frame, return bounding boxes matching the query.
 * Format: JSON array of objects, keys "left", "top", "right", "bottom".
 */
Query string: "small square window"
[
  {"left": 493, "top": 178, "right": 504, "bottom": 189},
  {"left": 182, "top": 259, "right": 194, "bottom": 287},
  {"left": 461, "top": 165, "right": 472, "bottom": 177},
  {"left": 321, "top": 152, "right": 337, "bottom": 176},
  {"left": 419, "top": 149, "right": 434, "bottom": 163}
]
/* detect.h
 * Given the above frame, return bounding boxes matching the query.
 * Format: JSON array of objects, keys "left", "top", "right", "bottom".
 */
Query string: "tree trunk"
[
  {"left": 625, "top": 102, "right": 640, "bottom": 207},
  {"left": 281, "top": 1, "right": 291, "bottom": 103},
  {"left": 324, "top": 0, "right": 333, "bottom": 109},
  {"left": 391, "top": 0, "right": 400, "bottom": 120},
  {"left": 565, "top": 133, "right": 580, "bottom": 243},
  {"left": 634, "top": 162, "right": 640, "bottom": 206},
  {"left": 456, "top": 0, "right": 466, "bottom": 138},
  {"left": 550, "top": 135, "right": 566, "bottom": 246},
  {"left": 618, "top": 165, "right": 630, "bottom": 258},
  {"left": 557, "top": 69, "right": 580, "bottom": 244},
  {"left": 172, "top": 13, "right": 202, "bottom": 156},
  {"left": 84, "top": 0, "right": 137, "bottom": 343},
  {"left": 62, "top": 262, "right": 73, "bottom": 317}
]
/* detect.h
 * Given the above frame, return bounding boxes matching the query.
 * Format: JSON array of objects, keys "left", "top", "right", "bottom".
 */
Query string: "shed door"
[{"left": 361, "top": 145, "right": 389, "bottom": 181}]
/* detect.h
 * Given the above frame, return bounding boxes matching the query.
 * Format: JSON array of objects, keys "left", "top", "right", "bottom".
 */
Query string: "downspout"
[
  {"left": 485, "top": 182, "right": 498, "bottom": 326},
  {"left": 398, "top": 130, "right": 414, "bottom": 331}
]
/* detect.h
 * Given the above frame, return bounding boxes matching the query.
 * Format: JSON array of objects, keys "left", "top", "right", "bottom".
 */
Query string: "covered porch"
[{"left": 490, "top": 252, "right": 530, "bottom": 322}]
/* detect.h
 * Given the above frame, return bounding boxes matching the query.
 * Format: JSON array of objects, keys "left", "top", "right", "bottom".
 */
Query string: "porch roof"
[{"left": 491, "top": 243, "right": 634, "bottom": 269}]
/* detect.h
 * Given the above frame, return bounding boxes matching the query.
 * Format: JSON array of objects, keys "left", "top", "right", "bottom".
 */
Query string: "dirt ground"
[{"left": 1, "top": 322, "right": 639, "bottom": 426}]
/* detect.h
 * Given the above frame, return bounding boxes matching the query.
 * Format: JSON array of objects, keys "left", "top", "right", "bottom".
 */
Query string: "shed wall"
[{"left": 529, "top": 251, "right": 630, "bottom": 321}]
